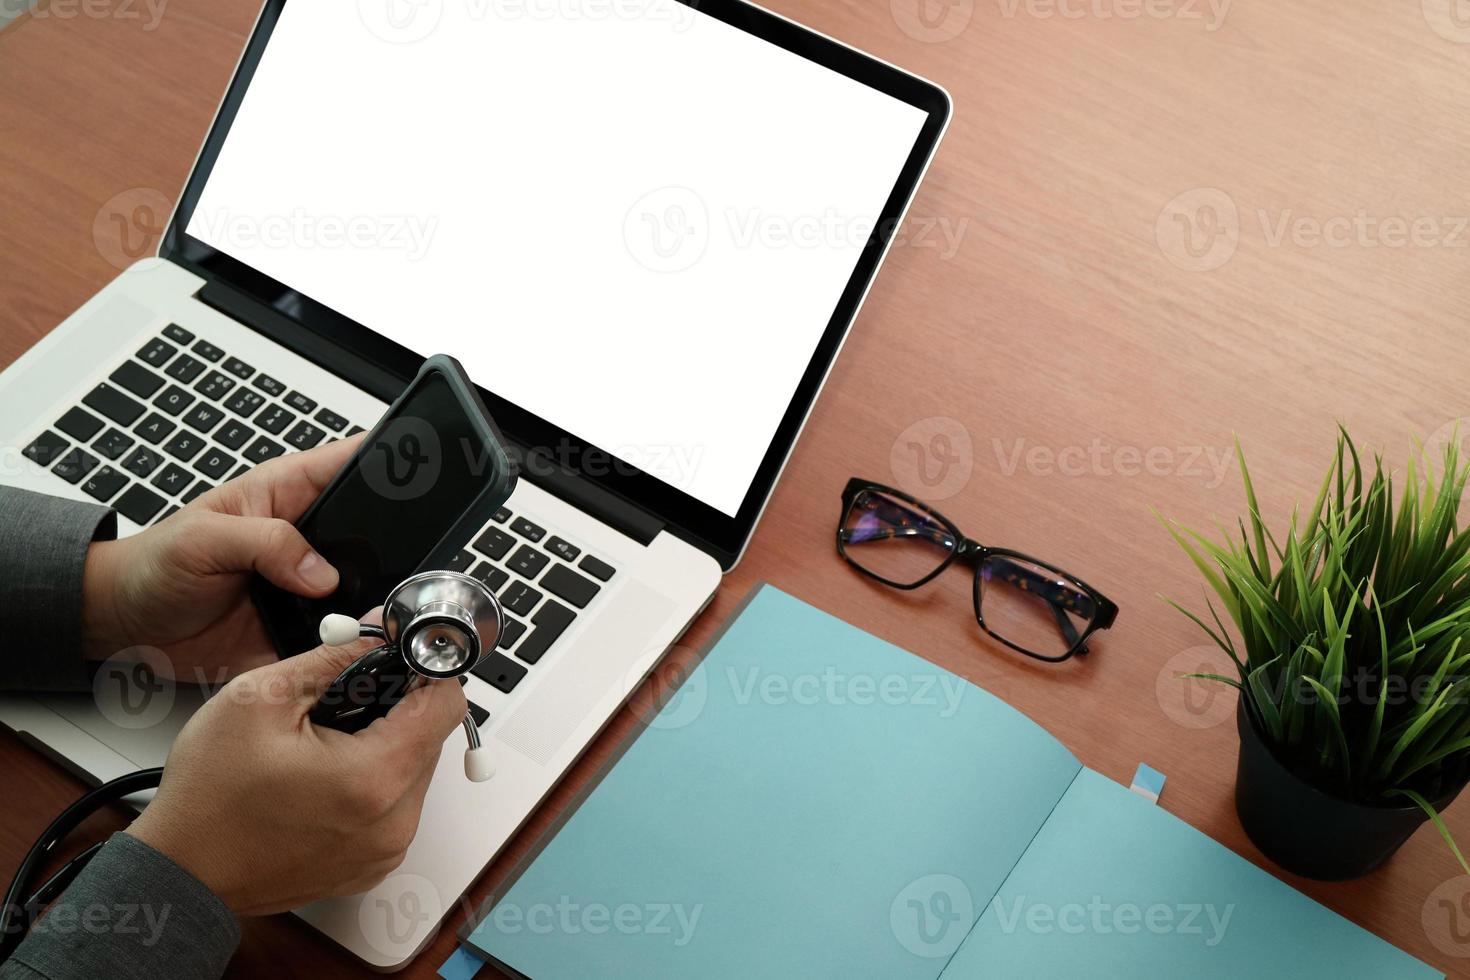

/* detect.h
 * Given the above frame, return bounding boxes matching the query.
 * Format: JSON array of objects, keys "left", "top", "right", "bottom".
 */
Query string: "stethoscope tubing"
[{"left": 0, "top": 766, "right": 165, "bottom": 962}]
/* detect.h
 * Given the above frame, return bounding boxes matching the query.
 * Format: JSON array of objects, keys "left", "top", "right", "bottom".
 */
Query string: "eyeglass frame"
[{"left": 835, "top": 477, "right": 1119, "bottom": 663}]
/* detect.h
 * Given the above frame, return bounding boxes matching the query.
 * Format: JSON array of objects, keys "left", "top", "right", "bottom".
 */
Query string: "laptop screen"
[{"left": 185, "top": 2, "right": 931, "bottom": 519}]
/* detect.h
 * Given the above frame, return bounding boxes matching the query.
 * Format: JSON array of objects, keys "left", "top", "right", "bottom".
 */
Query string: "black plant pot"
[{"left": 1234, "top": 702, "right": 1464, "bottom": 880}]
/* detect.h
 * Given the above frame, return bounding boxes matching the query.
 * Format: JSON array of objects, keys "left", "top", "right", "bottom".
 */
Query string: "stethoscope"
[
  {"left": 0, "top": 569, "right": 500, "bottom": 961},
  {"left": 312, "top": 569, "right": 500, "bottom": 782}
]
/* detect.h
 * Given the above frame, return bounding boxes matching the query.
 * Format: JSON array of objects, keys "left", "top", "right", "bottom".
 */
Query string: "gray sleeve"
[
  {"left": 0, "top": 486, "right": 117, "bottom": 692},
  {"left": 0, "top": 833, "right": 240, "bottom": 980}
]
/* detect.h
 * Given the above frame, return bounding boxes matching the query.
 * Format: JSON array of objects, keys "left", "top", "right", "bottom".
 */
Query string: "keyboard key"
[
  {"left": 193, "top": 448, "right": 235, "bottom": 479},
  {"left": 501, "top": 581, "right": 543, "bottom": 617},
  {"left": 152, "top": 385, "right": 195, "bottom": 417},
  {"left": 114, "top": 484, "right": 167, "bottom": 524},
  {"left": 496, "top": 617, "right": 526, "bottom": 650},
  {"left": 228, "top": 463, "right": 250, "bottom": 480},
  {"left": 158, "top": 505, "right": 179, "bottom": 522},
  {"left": 92, "top": 428, "right": 135, "bottom": 461},
  {"left": 346, "top": 425, "right": 366, "bottom": 437},
  {"left": 284, "top": 420, "right": 325, "bottom": 450},
  {"left": 137, "top": 338, "right": 176, "bottom": 368},
  {"left": 134, "top": 412, "right": 177, "bottom": 444},
  {"left": 446, "top": 550, "right": 474, "bottom": 573},
  {"left": 224, "top": 389, "right": 265, "bottom": 419},
  {"left": 471, "top": 653, "right": 527, "bottom": 694},
  {"left": 515, "top": 600, "right": 575, "bottom": 665},
  {"left": 474, "top": 527, "right": 515, "bottom": 561},
  {"left": 81, "top": 465, "right": 128, "bottom": 503},
  {"left": 152, "top": 463, "right": 193, "bottom": 496},
  {"left": 24, "top": 431, "right": 70, "bottom": 467},
  {"left": 109, "top": 361, "right": 164, "bottom": 398},
  {"left": 314, "top": 407, "right": 349, "bottom": 432},
  {"left": 162, "top": 324, "right": 194, "bottom": 345},
  {"left": 182, "top": 480, "right": 213, "bottom": 504},
  {"left": 164, "top": 354, "right": 206, "bottom": 384},
  {"left": 122, "top": 446, "right": 163, "bottom": 478},
  {"left": 222, "top": 357, "right": 254, "bottom": 380},
  {"left": 492, "top": 506, "right": 511, "bottom": 524},
  {"left": 182, "top": 403, "right": 225, "bottom": 433},
  {"left": 256, "top": 405, "right": 295, "bottom": 435},
  {"left": 195, "top": 371, "right": 235, "bottom": 401},
  {"left": 510, "top": 517, "right": 546, "bottom": 542},
  {"left": 251, "top": 373, "right": 286, "bottom": 397},
  {"left": 469, "top": 561, "right": 508, "bottom": 593},
  {"left": 163, "top": 431, "right": 206, "bottom": 462},
  {"left": 243, "top": 436, "right": 286, "bottom": 463},
  {"left": 56, "top": 407, "right": 104, "bottom": 442},
  {"left": 53, "top": 448, "right": 99, "bottom": 484},
  {"left": 507, "top": 544, "right": 550, "bottom": 580},
  {"left": 214, "top": 419, "right": 255, "bottom": 450},
  {"left": 284, "top": 391, "right": 317, "bottom": 414},
  {"left": 579, "top": 554, "right": 616, "bottom": 582},
  {"left": 83, "top": 383, "right": 145, "bottom": 427},
  {"left": 192, "top": 339, "right": 224, "bottom": 362},
  {"left": 541, "top": 563, "right": 602, "bottom": 609},
  {"left": 467, "top": 700, "right": 490, "bottom": 727},
  {"left": 544, "top": 536, "right": 581, "bottom": 563}
]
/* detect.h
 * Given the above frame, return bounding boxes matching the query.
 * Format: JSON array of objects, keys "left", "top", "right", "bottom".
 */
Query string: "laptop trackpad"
[
  {"left": 46, "top": 685, "right": 207, "bottom": 769},
  {"left": 493, "top": 580, "right": 676, "bottom": 768}
]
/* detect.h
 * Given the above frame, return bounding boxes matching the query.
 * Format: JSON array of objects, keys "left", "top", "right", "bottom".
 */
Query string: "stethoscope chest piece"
[
  {"left": 383, "top": 571, "right": 502, "bottom": 679},
  {"left": 314, "top": 569, "right": 502, "bottom": 782}
]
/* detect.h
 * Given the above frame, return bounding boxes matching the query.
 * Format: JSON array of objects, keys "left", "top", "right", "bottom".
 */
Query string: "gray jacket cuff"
[
  {"left": 1, "top": 833, "right": 239, "bottom": 980},
  {"left": 0, "top": 486, "right": 117, "bottom": 692}
]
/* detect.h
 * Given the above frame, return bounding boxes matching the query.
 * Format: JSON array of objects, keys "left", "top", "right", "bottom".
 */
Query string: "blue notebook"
[{"left": 466, "top": 585, "right": 1439, "bottom": 978}]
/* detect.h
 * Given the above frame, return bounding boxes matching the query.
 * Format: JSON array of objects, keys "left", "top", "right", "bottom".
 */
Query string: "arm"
[
  {"left": 0, "top": 487, "right": 117, "bottom": 692},
  {"left": 0, "top": 834, "right": 238, "bottom": 980},
  {"left": 0, "top": 443, "right": 465, "bottom": 976},
  {"left": 0, "top": 492, "right": 238, "bottom": 978}
]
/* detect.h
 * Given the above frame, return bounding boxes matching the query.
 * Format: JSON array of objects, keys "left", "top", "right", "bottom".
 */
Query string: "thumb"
[
  {"left": 279, "top": 606, "right": 388, "bottom": 707},
  {"left": 221, "top": 634, "right": 379, "bottom": 718},
  {"left": 360, "top": 676, "right": 468, "bottom": 767},
  {"left": 191, "top": 512, "right": 339, "bottom": 597}
]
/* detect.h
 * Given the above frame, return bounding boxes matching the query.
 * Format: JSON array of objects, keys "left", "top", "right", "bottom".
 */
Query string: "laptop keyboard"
[
  {"left": 19, "top": 321, "right": 619, "bottom": 691},
  {"left": 22, "top": 322, "right": 362, "bottom": 526},
  {"left": 458, "top": 506, "right": 617, "bottom": 693}
]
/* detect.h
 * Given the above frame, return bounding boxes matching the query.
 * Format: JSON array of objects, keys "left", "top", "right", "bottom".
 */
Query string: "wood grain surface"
[{"left": 3, "top": 0, "right": 1470, "bottom": 974}]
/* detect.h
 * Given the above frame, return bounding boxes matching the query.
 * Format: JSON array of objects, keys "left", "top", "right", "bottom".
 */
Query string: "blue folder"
[{"left": 466, "top": 585, "right": 1439, "bottom": 978}]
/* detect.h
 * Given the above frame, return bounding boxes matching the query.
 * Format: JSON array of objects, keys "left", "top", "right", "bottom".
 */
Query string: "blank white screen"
[{"left": 189, "top": 1, "right": 928, "bottom": 516}]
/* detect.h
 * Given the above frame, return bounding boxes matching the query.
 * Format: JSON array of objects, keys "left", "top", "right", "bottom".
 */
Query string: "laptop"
[{"left": 0, "top": 0, "right": 948, "bottom": 969}]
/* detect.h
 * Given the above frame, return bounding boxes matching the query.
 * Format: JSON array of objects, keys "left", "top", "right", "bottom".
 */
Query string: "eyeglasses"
[{"left": 835, "top": 478, "right": 1119, "bottom": 663}]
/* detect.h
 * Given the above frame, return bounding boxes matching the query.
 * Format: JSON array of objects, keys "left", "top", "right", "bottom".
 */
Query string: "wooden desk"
[{"left": 3, "top": 0, "right": 1469, "bottom": 974}]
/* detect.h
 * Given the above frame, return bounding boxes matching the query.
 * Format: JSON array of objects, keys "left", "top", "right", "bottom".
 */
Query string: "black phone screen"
[{"left": 260, "top": 368, "right": 505, "bottom": 654}]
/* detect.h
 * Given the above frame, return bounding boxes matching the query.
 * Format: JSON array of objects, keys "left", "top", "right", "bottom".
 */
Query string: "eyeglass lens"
[
  {"left": 978, "top": 554, "right": 1097, "bottom": 659},
  {"left": 840, "top": 489, "right": 957, "bottom": 587}
]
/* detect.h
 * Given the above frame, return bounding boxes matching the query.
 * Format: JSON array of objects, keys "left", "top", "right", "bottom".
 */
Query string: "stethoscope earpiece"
[
  {"left": 315, "top": 570, "right": 503, "bottom": 782},
  {"left": 319, "top": 613, "right": 363, "bottom": 647}
]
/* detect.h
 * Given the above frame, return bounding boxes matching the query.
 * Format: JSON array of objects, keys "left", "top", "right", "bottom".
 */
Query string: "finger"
[
  {"left": 279, "top": 633, "right": 388, "bottom": 710},
  {"left": 215, "top": 434, "right": 364, "bottom": 521},
  {"left": 360, "top": 676, "right": 467, "bottom": 767},
  {"left": 188, "top": 512, "right": 340, "bottom": 597}
]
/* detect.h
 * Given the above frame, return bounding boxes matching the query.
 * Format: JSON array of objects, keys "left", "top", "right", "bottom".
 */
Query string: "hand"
[
  {"left": 127, "top": 634, "right": 468, "bottom": 915},
  {"left": 81, "top": 436, "right": 363, "bottom": 681}
]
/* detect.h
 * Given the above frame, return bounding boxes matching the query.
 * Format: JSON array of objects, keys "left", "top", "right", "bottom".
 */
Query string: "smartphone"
[{"left": 253, "top": 354, "right": 516, "bottom": 656}]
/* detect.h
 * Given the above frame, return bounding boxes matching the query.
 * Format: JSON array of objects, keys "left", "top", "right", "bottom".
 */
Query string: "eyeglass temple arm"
[{"left": 843, "top": 526, "right": 1090, "bottom": 653}]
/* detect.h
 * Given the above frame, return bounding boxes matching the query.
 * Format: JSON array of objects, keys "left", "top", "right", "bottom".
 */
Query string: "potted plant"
[{"left": 1163, "top": 429, "right": 1470, "bottom": 880}]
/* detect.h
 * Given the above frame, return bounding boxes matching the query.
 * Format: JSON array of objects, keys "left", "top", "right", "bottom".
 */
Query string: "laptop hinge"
[
  {"left": 197, "top": 280, "right": 665, "bottom": 547},
  {"left": 198, "top": 280, "right": 407, "bottom": 401},
  {"left": 506, "top": 442, "right": 663, "bottom": 546}
]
